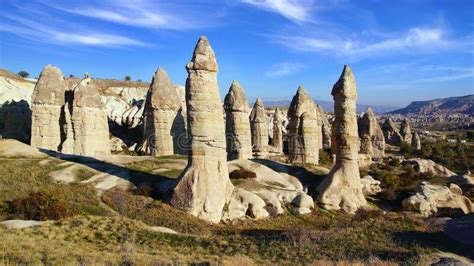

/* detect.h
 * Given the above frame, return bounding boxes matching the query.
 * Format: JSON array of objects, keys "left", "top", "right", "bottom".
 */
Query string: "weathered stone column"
[
  {"left": 382, "top": 118, "right": 402, "bottom": 146},
  {"left": 287, "top": 86, "right": 321, "bottom": 164},
  {"left": 400, "top": 118, "right": 412, "bottom": 145},
  {"left": 316, "top": 104, "right": 331, "bottom": 149},
  {"left": 271, "top": 107, "right": 283, "bottom": 154},
  {"left": 142, "top": 67, "right": 182, "bottom": 156},
  {"left": 171, "top": 36, "right": 233, "bottom": 223},
  {"left": 70, "top": 75, "right": 110, "bottom": 156},
  {"left": 31, "top": 65, "right": 67, "bottom": 151},
  {"left": 317, "top": 65, "right": 366, "bottom": 213},
  {"left": 412, "top": 131, "right": 421, "bottom": 150},
  {"left": 249, "top": 98, "right": 268, "bottom": 158},
  {"left": 358, "top": 107, "right": 385, "bottom": 160},
  {"left": 223, "top": 80, "right": 252, "bottom": 160}
]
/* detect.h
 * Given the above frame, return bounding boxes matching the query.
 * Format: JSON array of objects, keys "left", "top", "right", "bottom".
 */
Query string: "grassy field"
[{"left": 1, "top": 156, "right": 472, "bottom": 265}]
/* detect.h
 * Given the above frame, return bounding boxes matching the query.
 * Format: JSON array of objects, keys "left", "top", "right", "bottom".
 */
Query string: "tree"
[
  {"left": 124, "top": 75, "right": 131, "bottom": 81},
  {"left": 17, "top": 71, "right": 29, "bottom": 78},
  {"left": 69, "top": 74, "right": 74, "bottom": 78}
]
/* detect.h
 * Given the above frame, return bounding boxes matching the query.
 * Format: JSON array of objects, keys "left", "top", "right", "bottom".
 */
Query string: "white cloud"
[
  {"left": 0, "top": 16, "right": 148, "bottom": 47},
  {"left": 265, "top": 62, "right": 304, "bottom": 77},
  {"left": 273, "top": 27, "right": 450, "bottom": 59},
  {"left": 240, "top": 0, "right": 314, "bottom": 23}
]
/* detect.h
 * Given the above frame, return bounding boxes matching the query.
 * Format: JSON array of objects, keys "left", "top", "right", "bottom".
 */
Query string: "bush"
[
  {"left": 388, "top": 158, "right": 400, "bottom": 167},
  {"left": 8, "top": 189, "right": 78, "bottom": 220},
  {"left": 400, "top": 142, "right": 413, "bottom": 156},
  {"left": 17, "top": 71, "right": 29, "bottom": 78},
  {"left": 124, "top": 75, "right": 131, "bottom": 81},
  {"left": 229, "top": 168, "right": 257, "bottom": 180},
  {"left": 352, "top": 208, "right": 384, "bottom": 222}
]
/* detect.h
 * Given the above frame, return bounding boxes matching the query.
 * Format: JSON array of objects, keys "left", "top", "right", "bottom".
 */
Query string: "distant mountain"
[
  {"left": 387, "top": 94, "right": 474, "bottom": 115},
  {"left": 263, "top": 99, "right": 399, "bottom": 114}
]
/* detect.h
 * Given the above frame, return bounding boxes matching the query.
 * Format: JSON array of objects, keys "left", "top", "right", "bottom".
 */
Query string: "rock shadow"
[{"left": 0, "top": 100, "right": 31, "bottom": 144}]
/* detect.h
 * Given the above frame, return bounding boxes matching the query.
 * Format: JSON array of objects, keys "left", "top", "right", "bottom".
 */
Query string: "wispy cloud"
[
  {"left": 43, "top": 0, "right": 214, "bottom": 30},
  {"left": 265, "top": 62, "right": 304, "bottom": 77},
  {"left": 240, "top": 0, "right": 314, "bottom": 23},
  {"left": 411, "top": 70, "right": 474, "bottom": 83},
  {"left": 273, "top": 27, "right": 452, "bottom": 59},
  {"left": 0, "top": 15, "right": 148, "bottom": 47}
]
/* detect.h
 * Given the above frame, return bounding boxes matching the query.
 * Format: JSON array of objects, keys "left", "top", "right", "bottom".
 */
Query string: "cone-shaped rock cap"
[
  {"left": 288, "top": 85, "right": 316, "bottom": 117},
  {"left": 250, "top": 98, "right": 267, "bottom": 122},
  {"left": 332, "top": 65, "right": 357, "bottom": 99},
  {"left": 32, "top": 64, "right": 67, "bottom": 105},
  {"left": 148, "top": 67, "right": 181, "bottom": 111},
  {"left": 224, "top": 80, "right": 249, "bottom": 112},
  {"left": 364, "top": 107, "right": 376, "bottom": 118},
  {"left": 383, "top": 117, "right": 398, "bottom": 129},
  {"left": 72, "top": 74, "right": 103, "bottom": 108},
  {"left": 273, "top": 107, "right": 282, "bottom": 121},
  {"left": 186, "top": 36, "right": 218, "bottom": 72}
]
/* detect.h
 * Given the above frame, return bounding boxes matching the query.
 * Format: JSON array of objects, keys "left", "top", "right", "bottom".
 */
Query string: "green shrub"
[
  {"left": 388, "top": 158, "right": 400, "bottom": 167},
  {"left": 17, "top": 71, "right": 29, "bottom": 78}
]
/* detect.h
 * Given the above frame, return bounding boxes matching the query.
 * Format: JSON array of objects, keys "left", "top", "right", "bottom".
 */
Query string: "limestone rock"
[
  {"left": 223, "top": 80, "right": 252, "bottom": 160},
  {"left": 142, "top": 67, "right": 184, "bottom": 156},
  {"left": 382, "top": 118, "right": 402, "bottom": 146},
  {"left": 358, "top": 107, "right": 385, "bottom": 160},
  {"left": 360, "top": 175, "right": 382, "bottom": 196},
  {"left": 412, "top": 131, "right": 421, "bottom": 150},
  {"left": 30, "top": 65, "right": 67, "bottom": 151},
  {"left": 171, "top": 36, "right": 233, "bottom": 223},
  {"left": 287, "top": 86, "right": 321, "bottom": 164},
  {"left": 400, "top": 118, "right": 412, "bottom": 144},
  {"left": 402, "top": 181, "right": 474, "bottom": 217},
  {"left": 317, "top": 65, "right": 367, "bottom": 213},
  {"left": 406, "top": 158, "right": 456, "bottom": 178},
  {"left": 67, "top": 75, "right": 110, "bottom": 156},
  {"left": 249, "top": 98, "right": 268, "bottom": 158},
  {"left": 271, "top": 107, "right": 283, "bottom": 153}
]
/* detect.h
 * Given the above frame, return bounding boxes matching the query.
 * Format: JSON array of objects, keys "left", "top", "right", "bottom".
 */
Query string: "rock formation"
[
  {"left": 358, "top": 107, "right": 385, "bottom": 160},
  {"left": 30, "top": 65, "right": 67, "bottom": 151},
  {"left": 249, "top": 98, "right": 268, "bottom": 158},
  {"left": 271, "top": 108, "right": 283, "bottom": 153},
  {"left": 287, "top": 86, "right": 321, "bottom": 164},
  {"left": 142, "top": 67, "right": 183, "bottom": 156},
  {"left": 360, "top": 175, "right": 382, "bottom": 196},
  {"left": 412, "top": 131, "right": 421, "bottom": 150},
  {"left": 68, "top": 74, "right": 110, "bottom": 156},
  {"left": 223, "top": 80, "right": 252, "bottom": 160},
  {"left": 317, "top": 65, "right": 367, "bottom": 213},
  {"left": 400, "top": 118, "right": 412, "bottom": 144},
  {"left": 406, "top": 158, "right": 456, "bottom": 178},
  {"left": 403, "top": 181, "right": 474, "bottom": 217},
  {"left": 0, "top": 100, "right": 31, "bottom": 143},
  {"left": 382, "top": 117, "right": 402, "bottom": 146},
  {"left": 171, "top": 36, "right": 233, "bottom": 223},
  {"left": 316, "top": 104, "right": 331, "bottom": 149}
]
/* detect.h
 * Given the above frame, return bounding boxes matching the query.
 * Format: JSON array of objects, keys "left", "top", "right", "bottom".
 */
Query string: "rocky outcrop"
[
  {"left": 271, "top": 108, "right": 283, "bottom": 154},
  {"left": 406, "top": 158, "right": 456, "bottom": 178},
  {"left": 30, "top": 65, "right": 67, "bottom": 151},
  {"left": 223, "top": 80, "right": 252, "bottom": 160},
  {"left": 316, "top": 104, "right": 331, "bottom": 149},
  {"left": 400, "top": 118, "right": 412, "bottom": 144},
  {"left": 402, "top": 181, "right": 474, "bottom": 217},
  {"left": 249, "top": 98, "right": 268, "bottom": 158},
  {"left": 358, "top": 107, "right": 385, "bottom": 160},
  {"left": 412, "top": 131, "right": 421, "bottom": 150},
  {"left": 360, "top": 175, "right": 382, "bottom": 196},
  {"left": 171, "top": 36, "right": 233, "bottom": 223},
  {"left": 68, "top": 75, "right": 110, "bottom": 156},
  {"left": 317, "top": 65, "right": 367, "bottom": 213},
  {"left": 382, "top": 118, "right": 402, "bottom": 146},
  {"left": 142, "top": 67, "right": 184, "bottom": 156},
  {"left": 0, "top": 100, "right": 31, "bottom": 143},
  {"left": 287, "top": 86, "right": 321, "bottom": 164}
]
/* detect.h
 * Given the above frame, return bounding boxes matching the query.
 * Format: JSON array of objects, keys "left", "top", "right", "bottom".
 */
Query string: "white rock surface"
[
  {"left": 406, "top": 158, "right": 456, "bottom": 178},
  {"left": 0, "top": 220, "right": 43, "bottom": 229},
  {"left": 360, "top": 175, "right": 382, "bottom": 196}
]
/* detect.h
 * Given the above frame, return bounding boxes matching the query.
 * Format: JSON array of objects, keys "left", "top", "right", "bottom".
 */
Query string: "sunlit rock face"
[
  {"left": 317, "top": 65, "right": 367, "bottom": 213},
  {"left": 382, "top": 117, "right": 402, "bottom": 146},
  {"left": 249, "top": 98, "right": 268, "bottom": 158},
  {"left": 30, "top": 64, "right": 67, "bottom": 151},
  {"left": 171, "top": 36, "right": 233, "bottom": 223},
  {"left": 287, "top": 86, "right": 321, "bottom": 164},
  {"left": 358, "top": 107, "right": 385, "bottom": 161},
  {"left": 223, "top": 80, "right": 252, "bottom": 160}
]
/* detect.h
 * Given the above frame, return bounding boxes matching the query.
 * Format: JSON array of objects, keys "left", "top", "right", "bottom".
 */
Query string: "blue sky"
[{"left": 0, "top": 0, "right": 473, "bottom": 107}]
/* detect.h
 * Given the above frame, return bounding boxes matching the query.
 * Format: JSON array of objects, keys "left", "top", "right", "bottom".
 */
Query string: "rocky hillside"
[{"left": 388, "top": 94, "right": 474, "bottom": 115}]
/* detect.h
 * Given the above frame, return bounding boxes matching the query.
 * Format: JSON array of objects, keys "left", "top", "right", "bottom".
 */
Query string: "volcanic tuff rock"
[
  {"left": 316, "top": 104, "right": 331, "bottom": 149},
  {"left": 271, "top": 107, "right": 283, "bottom": 153},
  {"left": 412, "top": 131, "right": 421, "bottom": 150},
  {"left": 382, "top": 117, "right": 402, "bottom": 146},
  {"left": 30, "top": 65, "right": 68, "bottom": 151},
  {"left": 67, "top": 75, "right": 110, "bottom": 156},
  {"left": 287, "top": 86, "right": 321, "bottom": 164},
  {"left": 223, "top": 80, "right": 252, "bottom": 160},
  {"left": 406, "top": 158, "right": 456, "bottom": 178},
  {"left": 358, "top": 107, "right": 385, "bottom": 160},
  {"left": 171, "top": 36, "right": 233, "bottom": 223},
  {"left": 249, "top": 98, "right": 268, "bottom": 158},
  {"left": 142, "top": 67, "right": 184, "bottom": 156},
  {"left": 0, "top": 100, "right": 31, "bottom": 143},
  {"left": 399, "top": 118, "right": 412, "bottom": 144},
  {"left": 317, "top": 65, "right": 367, "bottom": 213}
]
